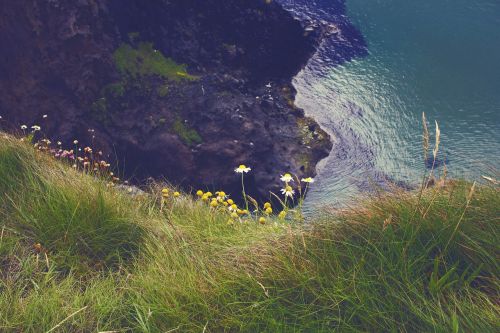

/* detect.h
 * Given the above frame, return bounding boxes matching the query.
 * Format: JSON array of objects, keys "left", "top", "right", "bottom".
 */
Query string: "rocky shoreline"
[{"left": 0, "top": 0, "right": 343, "bottom": 201}]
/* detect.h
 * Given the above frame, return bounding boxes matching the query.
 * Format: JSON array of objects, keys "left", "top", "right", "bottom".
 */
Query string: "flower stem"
[{"left": 241, "top": 173, "right": 249, "bottom": 211}]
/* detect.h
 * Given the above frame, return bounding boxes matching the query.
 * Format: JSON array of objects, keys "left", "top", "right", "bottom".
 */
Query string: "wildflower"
[
  {"left": 281, "top": 185, "right": 295, "bottom": 198},
  {"left": 84, "top": 147, "right": 93, "bottom": 153},
  {"left": 301, "top": 177, "right": 315, "bottom": 183},
  {"left": 280, "top": 173, "right": 293, "bottom": 183},
  {"left": 206, "top": 192, "right": 213, "bottom": 197},
  {"left": 237, "top": 209, "right": 244, "bottom": 215},
  {"left": 196, "top": 190, "right": 204, "bottom": 197},
  {"left": 231, "top": 212, "right": 239, "bottom": 219},
  {"left": 31, "top": 125, "right": 41, "bottom": 131},
  {"left": 162, "top": 189, "right": 169, "bottom": 198},
  {"left": 278, "top": 211, "right": 287, "bottom": 219},
  {"left": 227, "top": 199, "right": 234, "bottom": 205},
  {"left": 202, "top": 194, "right": 210, "bottom": 202},
  {"left": 265, "top": 207, "right": 273, "bottom": 215},
  {"left": 210, "top": 200, "right": 218, "bottom": 208},
  {"left": 235, "top": 164, "right": 251, "bottom": 173},
  {"left": 173, "top": 191, "right": 180, "bottom": 198},
  {"left": 222, "top": 201, "right": 229, "bottom": 207},
  {"left": 42, "top": 114, "right": 48, "bottom": 118},
  {"left": 259, "top": 217, "right": 266, "bottom": 224},
  {"left": 264, "top": 202, "right": 272, "bottom": 209},
  {"left": 242, "top": 209, "right": 249, "bottom": 215},
  {"left": 216, "top": 191, "right": 227, "bottom": 201},
  {"left": 21, "top": 125, "right": 27, "bottom": 130},
  {"left": 73, "top": 140, "right": 78, "bottom": 145}
]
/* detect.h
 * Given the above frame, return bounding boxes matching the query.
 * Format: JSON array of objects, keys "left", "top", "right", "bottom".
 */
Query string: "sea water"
[{"left": 279, "top": 0, "right": 500, "bottom": 209}]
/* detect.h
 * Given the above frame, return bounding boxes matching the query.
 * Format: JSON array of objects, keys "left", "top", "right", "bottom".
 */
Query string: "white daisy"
[
  {"left": 280, "top": 173, "right": 294, "bottom": 183},
  {"left": 280, "top": 185, "right": 295, "bottom": 198},
  {"left": 235, "top": 164, "right": 251, "bottom": 173}
]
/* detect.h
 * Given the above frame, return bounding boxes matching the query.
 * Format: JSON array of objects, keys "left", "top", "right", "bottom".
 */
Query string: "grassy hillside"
[{"left": 0, "top": 133, "right": 498, "bottom": 332}]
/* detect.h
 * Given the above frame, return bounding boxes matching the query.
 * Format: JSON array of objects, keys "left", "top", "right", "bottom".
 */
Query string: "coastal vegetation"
[
  {"left": 113, "top": 42, "right": 195, "bottom": 81},
  {"left": 171, "top": 118, "right": 203, "bottom": 146},
  {"left": 0, "top": 126, "right": 498, "bottom": 332}
]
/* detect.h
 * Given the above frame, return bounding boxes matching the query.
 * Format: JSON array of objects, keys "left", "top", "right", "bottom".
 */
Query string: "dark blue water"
[{"left": 278, "top": 0, "right": 500, "bottom": 209}]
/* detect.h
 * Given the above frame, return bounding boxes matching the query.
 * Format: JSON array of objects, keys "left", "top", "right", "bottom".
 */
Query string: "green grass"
[
  {"left": 0, "top": 133, "right": 498, "bottom": 332},
  {"left": 113, "top": 42, "right": 196, "bottom": 81}
]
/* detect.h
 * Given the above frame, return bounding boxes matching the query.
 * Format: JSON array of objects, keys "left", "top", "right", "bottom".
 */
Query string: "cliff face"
[{"left": 0, "top": 0, "right": 332, "bottom": 200}]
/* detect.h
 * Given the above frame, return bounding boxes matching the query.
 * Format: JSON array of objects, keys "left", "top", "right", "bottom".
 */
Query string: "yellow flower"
[
  {"left": 237, "top": 209, "right": 244, "bottom": 215},
  {"left": 210, "top": 200, "right": 218, "bottom": 208},
  {"left": 206, "top": 192, "right": 213, "bottom": 197},
  {"left": 280, "top": 185, "right": 295, "bottom": 198},
  {"left": 265, "top": 207, "right": 273, "bottom": 215},
  {"left": 264, "top": 202, "right": 271, "bottom": 209},
  {"left": 301, "top": 177, "right": 315, "bottom": 183},
  {"left": 227, "top": 199, "right": 234, "bottom": 205},
  {"left": 196, "top": 190, "right": 204, "bottom": 197},
  {"left": 202, "top": 194, "right": 210, "bottom": 202},
  {"left": 259, "top": 217, "right": 266, "bottom": 224},
  {"left": 280, "top": 173, "right": 294, "bottom": 183},
  {"left": 278, "top": 211, "right": 287, "bottom": 219},
  {"left": 231, "top": 212, "right": 239, "bottom": 219},
  {"left": 223, "top": 201, "right": 229, "bottom": 207},
  {"left": 162, "top": 188, "right": 169, "bottom": 198},
  {"left": 243, "top": 210, "right": 249, "bottom": 215},
  {"left": 235, "top": 164, "right": 251, "bottom": 173},
  {"left": 217, "top": 191, "right": 227, "bottom": 202},
  {"left": 173, "top": 191, "right": 180, "bottom": 197}
]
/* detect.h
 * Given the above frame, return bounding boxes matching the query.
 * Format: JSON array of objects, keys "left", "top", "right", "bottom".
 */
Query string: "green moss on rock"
[
  {"left": 102, "top": 82, "right": 126, "bottom": 98},
  {"left": 297, "top": 117, "right": 326, "bottom": 145},
  {"left": 157, "top": 84, "right": 170, "bottom": 97},
  {"left": 113, "top": 42, "right": 196, "bottom": 81},
  {"left": 171, "top": 118, "right": 202, "bottom": 146}
]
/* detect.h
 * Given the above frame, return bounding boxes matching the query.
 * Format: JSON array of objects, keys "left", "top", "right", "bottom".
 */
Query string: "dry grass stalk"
[
  {"left": 432, "top": 120, "right": 441, "bottom": 161},
  {"left": 422, "top": 112, "right": 430, "bottom": 162}
]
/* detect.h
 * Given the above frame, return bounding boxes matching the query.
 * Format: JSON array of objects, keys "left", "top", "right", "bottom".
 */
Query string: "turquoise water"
[{"left": 285, "top": 0, "right": 500, "bottom": 208}]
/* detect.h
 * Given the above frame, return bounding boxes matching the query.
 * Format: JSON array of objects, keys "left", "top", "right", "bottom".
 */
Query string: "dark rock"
[{"left": 0, "top": 0, "right": 333, "bottom": 202}]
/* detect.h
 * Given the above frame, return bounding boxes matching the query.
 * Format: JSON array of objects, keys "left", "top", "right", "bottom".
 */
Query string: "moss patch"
[
  {"left": 157, "top": 84, "right": 170, "bottom": 97},
  {"left": 297, "top": 117, "right": 326, "bottom": 145},
  {"left": 101, "top": 82, "right": 126, "bottom": 98},
  {"left": 172, "top": 118, "right": 202, "bottom": 146},
  {"left": 113, "top": 42, "right": 196, "bottom": 81}
]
